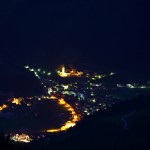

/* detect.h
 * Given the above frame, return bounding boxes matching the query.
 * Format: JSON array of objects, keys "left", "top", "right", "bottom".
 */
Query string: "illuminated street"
[
  {"left": 0, "top": 1, "right": 149, "bottom": 149},
  {"left": 0, "top": 65, "right": 150, "bottom": 143}
]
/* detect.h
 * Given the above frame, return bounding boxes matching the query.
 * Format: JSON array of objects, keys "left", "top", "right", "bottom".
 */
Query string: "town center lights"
[{"left": 57, "top": 66, "right": 83, "bottom": 77}]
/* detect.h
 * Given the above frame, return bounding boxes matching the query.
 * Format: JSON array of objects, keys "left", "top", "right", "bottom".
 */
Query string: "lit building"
[
  {"left": 11, "top": 133, "right": 32, "bottom": 143},
  {"left": 57, "top": 66, "right": 83, "bottom": 77}
]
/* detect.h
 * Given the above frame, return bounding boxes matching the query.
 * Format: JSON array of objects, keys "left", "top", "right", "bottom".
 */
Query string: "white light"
[
  {"left": 110, "top": 72, "right": 115, "bottom": 75},
  {"left": 25, "top": 66, "right": 29, "bottom": 69},
  {"left": 30, "top": 68, "right": 34, "bottom": 72},
  {"left": 126, "top": 84, "right": 134, "bottom": 88}
]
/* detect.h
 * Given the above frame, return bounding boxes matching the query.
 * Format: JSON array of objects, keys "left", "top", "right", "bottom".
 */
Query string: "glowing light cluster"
[
  {"left": 0, "top": 104, "right": 8, "bottom": 111},
  {"left": 11, "top": 98, "right": 21, "bottom": 105},
  {"left": 57, "top": 66, "right": 83, "bottom": 77},
  {"left": 24, "top": 65, "right": 51, "bottom": 80},
  {"left": 11, "top": 133, "right": 32, "bottom": 143},
  {"left": 2, "top": 63, "right": 148, "bottom": 143}
]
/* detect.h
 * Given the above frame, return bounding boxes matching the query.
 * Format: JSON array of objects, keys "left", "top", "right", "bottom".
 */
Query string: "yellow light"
[
  {"left": 50, "top": 95, "right": 57, "bottom": 99},
  {"left": 60, "top": 66, "right": 68, "bottom": 77},
  {"left": 68, "top": 108, "right": 74, "bottom": 111},
  {"left": 46, "top": 96, "right": 80, "bottom": 133},
  {"left": 62, "top": 85, "right": 69, "bottom": 90},
  {"left": 11, "top": 98, "right": 21, "bottom": 105},
  {"left": 57, "top": 65, "right": 83, "bottom": 77},
  {"left": 0, "top": 104, "right": 8, "bottom": 111},
  {"left": 58, "top": 99, "right": 66, "bottom": 105},
  {"left": 46, "top": 129, "right": 60, "bottom": 133},
  {"left": 62, "top": 66, "right": 65, "bottom": 74},
  {"left": 11, "top": 133, "right": 32, "bottom": 143}
]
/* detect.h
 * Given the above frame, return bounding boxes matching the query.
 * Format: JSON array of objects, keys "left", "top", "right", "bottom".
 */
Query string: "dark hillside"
[{"left": 0, "top": 58, "right": 43, "bottom": 98}]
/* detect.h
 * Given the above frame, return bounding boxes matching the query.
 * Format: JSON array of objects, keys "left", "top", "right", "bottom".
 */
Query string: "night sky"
[{"left": 0, "top": 0, "right": 149, "bottom": 71}]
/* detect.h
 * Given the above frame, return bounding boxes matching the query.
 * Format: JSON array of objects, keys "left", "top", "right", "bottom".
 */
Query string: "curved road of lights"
[
  {"left": 0, "top": 66, "right": 82, "bottom": 142},
  {"left": 41, "top": 95, "right": 80, "bottom": 133},
  {"left": 0, "top": 95, "right": 80, "bottom": 141}
]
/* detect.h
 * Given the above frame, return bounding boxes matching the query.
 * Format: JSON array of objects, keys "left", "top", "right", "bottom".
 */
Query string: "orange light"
[
  {"left": 0, "top": 104, "right": 8, "bottom": 111},
  {"left": 46, "top": 129, "right": 60, "bottom": 133},
  {"left": 11, "top": 98, "right": 21, "bottom": 105},
  {"left": 46, "top": 96, "right": 80, "bottom": 133},
  {"left": 50, "top": 95, "right": 57, "bottom": 99},
  {"left": 57, "top": 66, "right": 83, "bottom": 77}
]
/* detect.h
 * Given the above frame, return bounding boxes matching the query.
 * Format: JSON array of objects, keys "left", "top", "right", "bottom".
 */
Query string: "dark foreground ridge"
[{"left": 0, "top": 94, "right": 150, "bottom": 150}]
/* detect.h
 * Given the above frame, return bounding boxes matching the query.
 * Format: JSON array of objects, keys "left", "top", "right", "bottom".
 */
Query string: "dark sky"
[{"left": 0, "top": 0, "right": 149, "bottom": 71}]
